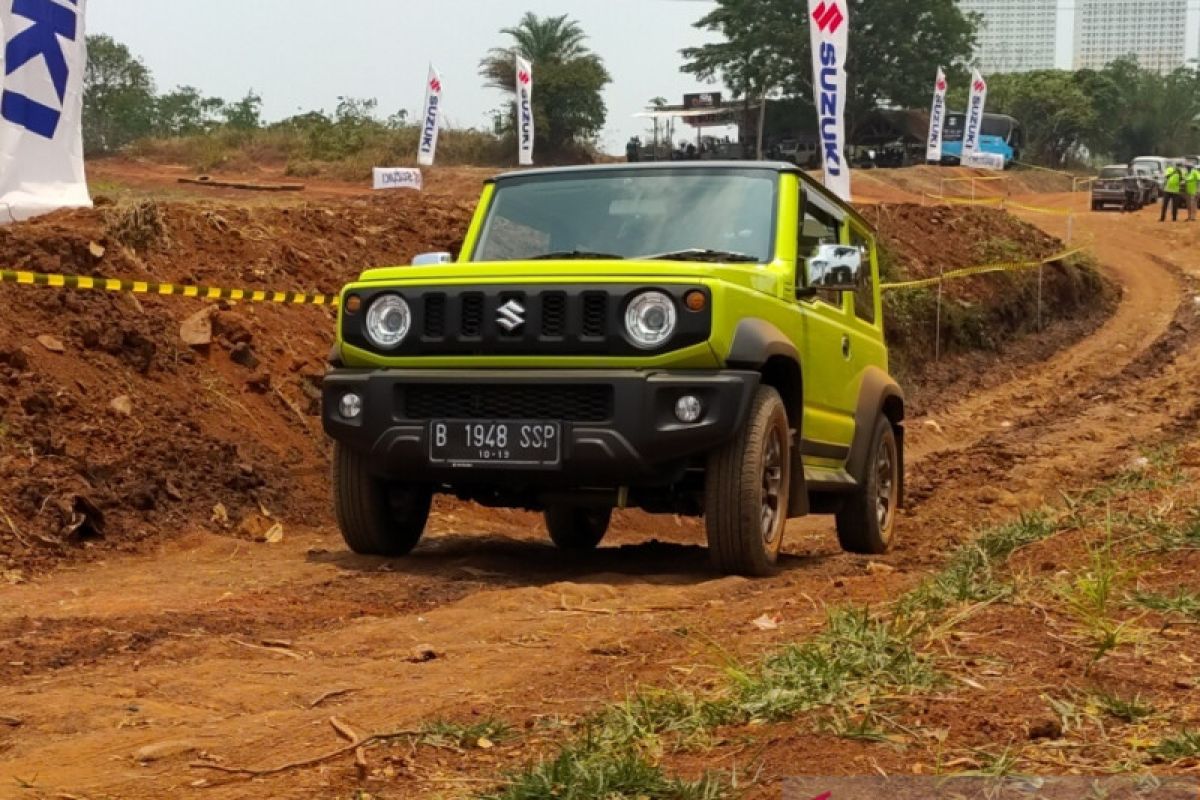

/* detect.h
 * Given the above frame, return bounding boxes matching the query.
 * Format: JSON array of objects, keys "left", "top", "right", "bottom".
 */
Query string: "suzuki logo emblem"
[
  {"left": 812, "top": 2, "right": 844, "bottom": 33},
  {"left": 497, "top": 299, "right": 526, "bottom": 332}
]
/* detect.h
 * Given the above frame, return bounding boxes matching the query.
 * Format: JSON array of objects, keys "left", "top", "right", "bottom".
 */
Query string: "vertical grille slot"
[
  {"left": 582, "top": 292, "right": 608, "bottom": 338},
  {"left": 541, "top": 292, "right": 567, "bottom": 338},
  {"left": 423, "top": 294, "right": 446, "bottom": 338},
  {"left": 460, "top": 292, "right": 484, "bottom": 338}
]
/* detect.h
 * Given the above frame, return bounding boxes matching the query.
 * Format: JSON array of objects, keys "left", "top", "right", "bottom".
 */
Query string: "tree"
[
  {"left": 681, "top": 0, "right": 976, "bottom": 133},
  {"left": 153, "top": 86, "right": 225, "bottom": 137},
  {"left": 222, "top": 91, "right": 263, "bottom": 131},
  {"left": 83, "top": 35, "right": 156, "bottom": 155},
  {"left": 479, "top": 13, "right": 611, "bottom": 156}
]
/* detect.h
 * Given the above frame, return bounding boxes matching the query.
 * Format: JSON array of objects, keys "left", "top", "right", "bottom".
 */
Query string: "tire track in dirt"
[{"left": 0, "top": 200, "right": 1194, "bottom": 799}]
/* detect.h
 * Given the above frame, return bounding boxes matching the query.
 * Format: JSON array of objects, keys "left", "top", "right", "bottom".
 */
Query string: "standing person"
[
  {"left": 1123, "top": 167, "right": 1142, "bottom": 213},
  {"left": 1185, "top": 164, "right": 1199, "bottom": 222},
  {"left": 1161, "top": 162, "right": 1183, "bottom": 222}
]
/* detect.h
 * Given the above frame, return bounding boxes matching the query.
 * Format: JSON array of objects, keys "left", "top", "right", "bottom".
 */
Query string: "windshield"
[
  {"left": 473, "top": 170, "right": 778, "bottom": 264},
  {"left": 1099, "top": 167, "right": 1127, "bottom": 179},
  {"left": 1133, "top": 159, "right": 1162, "bottom": 174}
]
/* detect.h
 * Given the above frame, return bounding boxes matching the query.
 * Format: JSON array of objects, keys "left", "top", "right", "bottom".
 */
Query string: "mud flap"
[{"left": 788, "top": 430, "right": 810, "bottom": 518}]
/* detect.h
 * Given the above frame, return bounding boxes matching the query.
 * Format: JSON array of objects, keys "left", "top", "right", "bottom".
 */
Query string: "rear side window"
[
  {"left": 850, "top": 229, "right": 876, "bottom": 325},
  {"left": 800, "top": 200, "right": 843, "bottom": 308}
]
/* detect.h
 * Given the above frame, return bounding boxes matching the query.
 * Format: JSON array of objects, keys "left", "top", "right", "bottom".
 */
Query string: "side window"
[
  {"left": 799, "top": 199, "right": 843, "bottom": 308},
  {"left": 850, "top": 228, "right": 876, "bottom": 324}
]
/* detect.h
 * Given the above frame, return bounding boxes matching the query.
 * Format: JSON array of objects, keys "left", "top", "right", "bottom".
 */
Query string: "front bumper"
[{"left": 322, "top": 369, "right": 760, "bottom": 487}]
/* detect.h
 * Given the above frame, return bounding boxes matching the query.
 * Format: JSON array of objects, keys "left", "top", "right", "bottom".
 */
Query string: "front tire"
[
  {"left": 332, "top": 443, "right": 432, "bottom": 556},
  {"left": 705, "top": 386, "right": 792, "bottom": 577},
  {"left": 545, "top": 506, "right": 612, "bottom": 551},
  {"left": 836, "top": 416, "right": 900, "bottom": 555}
]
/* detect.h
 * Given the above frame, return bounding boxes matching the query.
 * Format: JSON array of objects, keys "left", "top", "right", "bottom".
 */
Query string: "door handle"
[{"left": 841, "top": 335, "right": 851, "bottom": 359}]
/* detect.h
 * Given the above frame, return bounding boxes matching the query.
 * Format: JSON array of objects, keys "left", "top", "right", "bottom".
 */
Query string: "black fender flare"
[
  {"left": 725, "top": 319, "right": 800, "bottom": 369},
  {"left": 725, "top": 319, "right": 810, "bottom": 518},
  {"left": 846, "top": 367, "right": 906, "bottom": 508}
]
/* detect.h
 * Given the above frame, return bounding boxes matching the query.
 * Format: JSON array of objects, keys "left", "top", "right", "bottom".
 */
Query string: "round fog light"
[
  {"left": 675, "top": 395, "right": 703, "bottom": 424},
  {"left": 339, "top": 393, "right": 364, "bottom": 420}
]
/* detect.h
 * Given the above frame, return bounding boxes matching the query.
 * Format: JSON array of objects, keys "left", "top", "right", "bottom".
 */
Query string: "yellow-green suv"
[{"left": 323, "top": 163, "right": 904, "bottom": 576}]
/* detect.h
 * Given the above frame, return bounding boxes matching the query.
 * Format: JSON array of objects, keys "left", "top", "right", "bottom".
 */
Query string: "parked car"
[
  {"left": 1092, "top": 165, "right": 1153, "bottom": 211},
  {"left": 323, "top": 162, "right": 906, "bottom": 576},
  {"left": 1131, "top": 156, "right": 1170, "bottom": 200}
]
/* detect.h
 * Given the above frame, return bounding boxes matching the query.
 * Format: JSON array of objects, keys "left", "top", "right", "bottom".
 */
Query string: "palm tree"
[
  {"left": 479, "top": 13, "right": 611, "bottom": 157},
  {"left": 480, "top": 13, "right": 593, "bottom": 91}
]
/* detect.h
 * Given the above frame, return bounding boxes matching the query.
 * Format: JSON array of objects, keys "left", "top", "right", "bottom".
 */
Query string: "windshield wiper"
[
  {"left": 638, "top": 248, "right": 762, "bottom": 264},
  {"left": 529, "top": 250, "right": 626, "bottom": 261}
]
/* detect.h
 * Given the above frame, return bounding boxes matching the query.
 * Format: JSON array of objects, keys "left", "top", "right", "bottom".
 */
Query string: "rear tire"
[
  {"left": 836, "top": 416, "right": 899, "bottom": 555},
  {"left": 705, "top": 386, "right": 791, "bottom": 577},
  {"left": 332, "top": 443, "right": 432, "bottom": 556},
  {"left": 545, "top": 506, "right": 612, "bottom": 551}
]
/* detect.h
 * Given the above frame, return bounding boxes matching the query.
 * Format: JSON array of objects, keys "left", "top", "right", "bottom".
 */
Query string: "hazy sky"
[{"left": 87, "top": 0, "right": 733, "bottom": 153}]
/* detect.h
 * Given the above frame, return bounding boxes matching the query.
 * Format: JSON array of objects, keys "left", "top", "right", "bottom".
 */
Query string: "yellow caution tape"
[
  {"left": 0, "top": 269, "right": 338, "bottom": 307},
  {"left": 923, "top": 193, "right": 1006, "bottom": 207},
  {"left": 881, "top": 246, "right": 1086, "bottom": 291},
  {"left": 1005, "top": 200, "right": 1077, "bottom": 216}
]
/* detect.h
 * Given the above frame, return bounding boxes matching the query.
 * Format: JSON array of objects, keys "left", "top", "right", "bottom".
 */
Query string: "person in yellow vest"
[
  {"left": 1161, "top": 163, "right": 1183, "bottom": 222},
  {"left": 1185, "top": 164, "right": 1200, "bottom": 222}
]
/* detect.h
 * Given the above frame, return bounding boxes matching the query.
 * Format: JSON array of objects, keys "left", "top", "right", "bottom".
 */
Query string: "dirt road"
[{"left": 1, "top": 187, "right": 1197, "bottom": 798}]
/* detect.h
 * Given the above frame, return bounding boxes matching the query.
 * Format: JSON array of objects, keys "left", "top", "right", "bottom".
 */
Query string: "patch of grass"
[
  {"left": 1055, "top": 532, "right": 1141, "bottom": 667},
  {"left": 594, "top": 689, "right": 733, "bottom": 753},
  {"left": 420, "top": 718, "right": 513, "bottom": 750},
  {"left": 899, "top": 513, "right": 1059, "bottom": 615},
  {"left": 480, "top": 735, "right": 727, "bottom": 800},
  {"left": 728, "top": 607, "right": 939, "bottom": 723},
  {"left": 1149, "top": 513, "right": 1200, "bottom": 552},
  {"left": 1130, "top": 591, "right": 1200, "bottom": 620},
  {"left": 1150, "top": 730, "right": 1200, "bottom": 762},
  {"left": 1090, "top": 691, "right": 1156, "bottom": 724},
  {"left": 975, "top": 236, "right": 1026, "bottom": 263}
]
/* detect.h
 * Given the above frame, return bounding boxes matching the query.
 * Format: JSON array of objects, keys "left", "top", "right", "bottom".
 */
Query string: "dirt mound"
[
  {"left": 861, "top": 204, "right": 1115, "bottom": 399},
  {"left": 0, "top": 194, "right": 474, "bottom": 577}
]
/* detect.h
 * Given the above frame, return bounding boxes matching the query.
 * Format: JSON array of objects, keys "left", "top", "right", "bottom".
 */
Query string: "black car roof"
[{"left": 489, "top": 161, "right": 872, "bottom": 232}]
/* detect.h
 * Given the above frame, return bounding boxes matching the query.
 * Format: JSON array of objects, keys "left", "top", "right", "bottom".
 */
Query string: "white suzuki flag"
[
  {"left": 416, "top": 64, "right": 443, "bottom": 167},
  {"left": 963, "top": 69, "right": 988, "bottom": 157},
  {"left": 926, "top": 68, "right": 948, "bottom": 163},
  {"left": 0, "top": 0, "right": 92, "bottom": 223},
  {"left": 807, "top": 0, "right": 850, "bottom": 201},
  {"left": 515, "top": 55, "right": 534, "bottom": 166}
]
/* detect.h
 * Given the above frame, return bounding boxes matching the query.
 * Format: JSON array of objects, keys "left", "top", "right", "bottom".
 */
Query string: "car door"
[
  {"left": 843, "top": 219, "right": 887, "bottom": 422},
  {"left": 795, "top": 189, "right": 856, "bottom": 463}
]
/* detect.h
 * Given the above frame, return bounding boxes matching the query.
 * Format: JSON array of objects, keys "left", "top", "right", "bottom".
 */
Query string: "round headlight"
[
  {"left": 625, "top": 291, "right": 677, "bottom": 349},
  {"left": 364, "top": 295, "right": 411, "bottom": 349}
]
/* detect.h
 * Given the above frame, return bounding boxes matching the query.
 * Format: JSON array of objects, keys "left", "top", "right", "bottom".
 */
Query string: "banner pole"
[{"left": 935, "top": 268, "right": 944, "bottom": 361}]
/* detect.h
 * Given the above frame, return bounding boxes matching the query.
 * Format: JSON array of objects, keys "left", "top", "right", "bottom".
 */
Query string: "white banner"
[
  {"left": 963, "top": 69, "right": 988, "bottom": 157},
  {"left": 963, "top": 152, "right": 1005, "bottom": 171},
  {"left": 807, "top": 0, "right": 850, "bottom": 201},
  {"left": 0, "top": 0, "right": 92, "bottom": 223},
  {"left": 373, "top": 167, "right": 423, "bottom": 191},
  {"left": 515, "top": 55, "right": 534, "bottom": 166},
  {"left": 416, "top": 64, "right": 442, "bottom": 167},
  {"left": 926, "top": 68, "right": 948, "bottom": 163}
]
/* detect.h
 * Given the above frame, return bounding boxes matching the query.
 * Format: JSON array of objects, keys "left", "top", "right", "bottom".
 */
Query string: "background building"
[{"left": 958, "top": 0, "right": 1200, "bottom": 73}]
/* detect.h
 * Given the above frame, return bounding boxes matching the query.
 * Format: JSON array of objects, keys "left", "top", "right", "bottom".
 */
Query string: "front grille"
[
  {"left": 423, "top": 294, "right": 446, "bottom": 338},
  {"left": 461, "top": 293, "right": 484, "bottom": 338},
  {"left": 541, "top": 293, "right": 567, "bottom": 338},
  {"left": 343, "top": 285, "right": 712, "bottom": 357},
  {"left": 582, "top": 292, "right": 608, "bottom": 338},
  {"left": 405, "top": 385, "right": 613, "bottom": 422}
]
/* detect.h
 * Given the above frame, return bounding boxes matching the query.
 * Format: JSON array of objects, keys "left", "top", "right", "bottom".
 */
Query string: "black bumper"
[{"left": 322, "top": 369, "right": 760, "bottom": 487}]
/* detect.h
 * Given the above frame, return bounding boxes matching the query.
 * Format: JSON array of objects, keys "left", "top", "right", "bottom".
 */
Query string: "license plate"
[{"left": 429, "top": 421, "right": 561, "bottom": 468}]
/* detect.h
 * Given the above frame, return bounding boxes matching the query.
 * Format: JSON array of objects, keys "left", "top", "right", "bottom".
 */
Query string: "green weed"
[
  {"left": 1130, "top": 591, "right": 1200, "bottom": 620},
  {"left": 1150, "top": 730, "right": 1200, "bottom": 762},
  {"left": 728, "top": 607, "right": 939, "bottom": 723},
  {"left": 1090, "top": 691, "right": 1155, "bottom": 724},
  {"left": 900, "top": 513, "right": 1058, "bottom": 615},
  {"left": 479, "top": 735, "right": 727, "bottom": 800},
  {"left": 1055, "top": 532, "right": 1141, "bottom": 667}
]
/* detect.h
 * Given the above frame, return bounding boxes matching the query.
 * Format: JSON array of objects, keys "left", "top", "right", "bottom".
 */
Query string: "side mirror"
[
  {"left": 412, "top": 252, "right": 453, "bottom": 266},
  {"left": 805, "top": 244, "right": 864, "bottom": 293}
]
